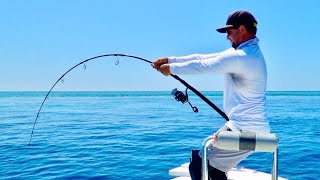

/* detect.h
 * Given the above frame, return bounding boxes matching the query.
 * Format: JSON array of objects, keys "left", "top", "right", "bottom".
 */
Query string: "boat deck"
[{"left": 169, "top": 163, "right": 288, "bottom": 180}]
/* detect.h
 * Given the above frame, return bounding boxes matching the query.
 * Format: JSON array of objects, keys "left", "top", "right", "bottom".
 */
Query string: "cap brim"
[{"left": 216, "top": 25, "right": 233, "bottom": 33}]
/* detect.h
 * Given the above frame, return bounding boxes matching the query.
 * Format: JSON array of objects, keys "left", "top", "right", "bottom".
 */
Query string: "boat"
[
  {"left": 168, "top": 131, "right": 289, "bottom": 180},
  {"left": 169, "top": 163, "right": 288, "bottom": 180}
]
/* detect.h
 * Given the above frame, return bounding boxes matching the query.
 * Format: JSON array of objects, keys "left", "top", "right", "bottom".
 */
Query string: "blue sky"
[{"left": 1, "top": 0, "right": 319, "bottom": 91}]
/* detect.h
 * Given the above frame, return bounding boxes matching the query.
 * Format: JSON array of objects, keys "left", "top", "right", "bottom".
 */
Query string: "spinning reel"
[{"left": 171, "top": 88, "right": 198, "bottom": 113}]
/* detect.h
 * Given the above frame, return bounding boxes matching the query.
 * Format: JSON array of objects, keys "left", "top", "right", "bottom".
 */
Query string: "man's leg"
[
  {"left": 208, "top": 163, "right": 227, "bottom": 180},
  {"left": 206, "top": 125, "right": 251, "bottom": 178},
  {"left": 189, "top": 125, "right": 250, "bottom": 180},
  {"left": 189, "top": 150, "right": 227, "bottom": 180},
  {"left": 189, "top": 149, "right": 202, "bottom": 180}
]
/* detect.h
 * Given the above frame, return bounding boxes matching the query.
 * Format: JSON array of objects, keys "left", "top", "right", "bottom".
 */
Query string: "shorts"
[{"left": 200, "top": 125, "right": 252, "bottom": 172}]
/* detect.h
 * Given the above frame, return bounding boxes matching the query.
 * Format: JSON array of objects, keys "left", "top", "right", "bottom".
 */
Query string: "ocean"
[{"left": 0, "top": 91, "right": 319, "bottom": 180}]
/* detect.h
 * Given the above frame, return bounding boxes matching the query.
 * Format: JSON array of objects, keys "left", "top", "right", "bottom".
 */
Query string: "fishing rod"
[{"left": 28, "top": 53, "right": 229, "bottom": 145}]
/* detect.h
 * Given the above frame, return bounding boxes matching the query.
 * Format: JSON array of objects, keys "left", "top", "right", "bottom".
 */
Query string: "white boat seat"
[
  {"left": 169, "top": 132, "right": 288, "bottom": 180},
  {"left": 216, "top": 131, "right": 278, "bottom": 152},
  {"left": 202, "top": 132, "right": 279, "bottom": 180}
]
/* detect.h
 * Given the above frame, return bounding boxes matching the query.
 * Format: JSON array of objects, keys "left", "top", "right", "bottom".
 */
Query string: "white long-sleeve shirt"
[{"left": 168, "top": 37, "right": 270, "bottom": 133}]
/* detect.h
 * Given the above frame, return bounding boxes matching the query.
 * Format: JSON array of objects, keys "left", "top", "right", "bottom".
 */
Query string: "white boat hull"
[{"left": 169, "top": 163, "right": 288, "bottom": 180}]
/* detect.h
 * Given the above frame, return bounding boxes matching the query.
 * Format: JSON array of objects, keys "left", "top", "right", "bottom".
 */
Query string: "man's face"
[{"left": 226, "top": 27, "right": 242, "bottom": 49}]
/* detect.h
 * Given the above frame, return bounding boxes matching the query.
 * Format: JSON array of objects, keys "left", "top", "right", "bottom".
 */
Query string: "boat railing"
[{"left": 202, "top": 131, "right": 279, "bottom": 180}]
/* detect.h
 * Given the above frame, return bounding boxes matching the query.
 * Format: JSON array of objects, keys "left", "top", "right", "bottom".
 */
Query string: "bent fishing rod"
[{"left": 29, "top": 53, "right": 229, "bottom": 145}]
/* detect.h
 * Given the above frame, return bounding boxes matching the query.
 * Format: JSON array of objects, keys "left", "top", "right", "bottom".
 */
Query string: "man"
[{"left": 152, "top": 10, "right": 270, "bottom": 180}]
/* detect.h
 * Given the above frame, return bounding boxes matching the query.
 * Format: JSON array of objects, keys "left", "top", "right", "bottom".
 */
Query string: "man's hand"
[
  {"left": 151, "top": 57, "right": 168, "bottom": 69},
  {"left": 152, "top": 57, "right": 171, "bottom": 76}
]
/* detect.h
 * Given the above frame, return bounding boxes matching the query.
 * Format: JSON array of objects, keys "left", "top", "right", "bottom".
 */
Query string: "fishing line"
[{"left": 28, "top": 53, "right": 229, "bottom": 145}]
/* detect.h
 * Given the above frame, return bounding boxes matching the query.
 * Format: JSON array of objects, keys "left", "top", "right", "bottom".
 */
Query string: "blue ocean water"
[{"left": 0, "top": 91, "right": 319, "bottom": 180}]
